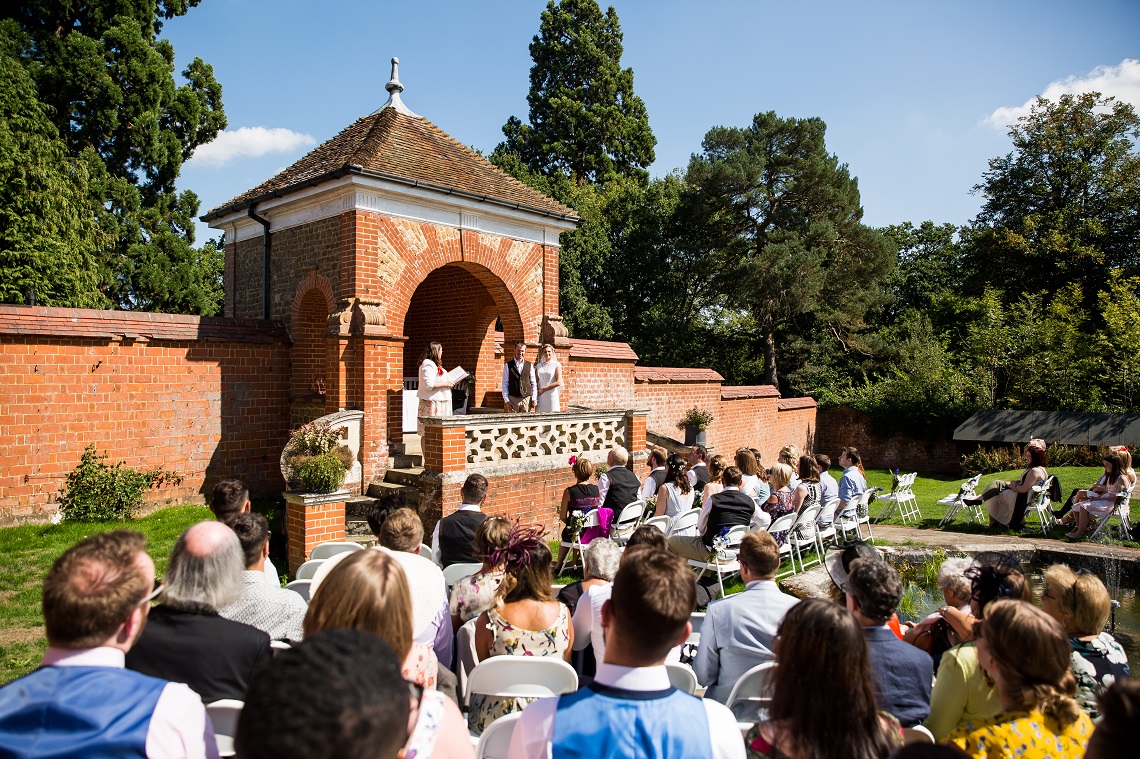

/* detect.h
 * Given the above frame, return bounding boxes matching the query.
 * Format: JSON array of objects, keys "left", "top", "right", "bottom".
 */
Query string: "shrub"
[
  {"left": 292, "top": 452, "right": 348, "bottom": 493},
  {"left": 677, "top": 406, "right": 714, "bottom": 431},
  {"left": 58, "top": 446, "right": 181, "bottom": 522},
  {"left": 961, "top": 442, "right": 1107, "bottom": 475},
  {"left": 282, "top": 420, "right": 352, "bottom": 492}
]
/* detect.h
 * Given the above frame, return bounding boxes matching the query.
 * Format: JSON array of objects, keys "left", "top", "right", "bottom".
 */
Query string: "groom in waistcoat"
[
  {"left": 507, "top": 547, "right": 743, "bottom": 758},
  {"left": 501, "top": 342, "right": 537, "bottom": 413},
  {"left": 0, "top": 530, "right": 218, "bottom": 758}
]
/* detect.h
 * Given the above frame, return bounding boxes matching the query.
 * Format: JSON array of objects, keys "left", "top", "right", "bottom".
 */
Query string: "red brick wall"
[
  {"left": 634, "top": 379, "right": 722, "bottom": 446},
  {"left": 816, "top": 406, "right": 961, "bottom": 474},
  {"left": 564, "top": 358, "right": 636, "bottom": 409},
  {"left": 0, "top": 307, "right": 292, "bottom": 524}
]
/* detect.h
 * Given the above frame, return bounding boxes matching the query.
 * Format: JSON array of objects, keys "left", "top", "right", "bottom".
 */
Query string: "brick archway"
[{"left": 290, "top": 270, "right": 335, "bottom": 425}]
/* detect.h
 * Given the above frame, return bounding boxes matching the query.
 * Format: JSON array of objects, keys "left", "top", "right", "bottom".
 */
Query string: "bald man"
[{"left": 126, "top": 522, "right": 272, "bottom": 703}]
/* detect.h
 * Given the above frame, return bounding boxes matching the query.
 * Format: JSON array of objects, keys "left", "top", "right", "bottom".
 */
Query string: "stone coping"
[
  {"left": 282, "top": 489, "right": 352, "bottom": 506},
  {"left": 422, "top": 408, "right": 649, "bottom": 429}
]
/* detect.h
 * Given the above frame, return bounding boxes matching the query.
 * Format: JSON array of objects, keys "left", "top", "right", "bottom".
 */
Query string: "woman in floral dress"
[
  {"left": 449, "top": 516, "right": 512, "bottom": 630},
  {"left": 469, "top": 524, "right": 573, "bottom": 734}
]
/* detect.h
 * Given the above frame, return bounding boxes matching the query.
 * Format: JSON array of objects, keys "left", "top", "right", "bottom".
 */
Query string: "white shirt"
[
  {"left": 640, "top": 468, "right": 666, "bottom": 501},
  {"left": 430, "top": 503, "right": 482, "bottom": 565},
  {"left": 597, "top": 471, "right": 611, "bottom": 504},
  {"left": 507, "top": 662, "right": 744, "bottom": 759},
  {"left": 501, "top": 359, "right": 537, "bottom": 404},
  {"left": 571, "top": 583, "right": 611, "bottom": 660},
  {"left": 686, "top": 463, "right": 708, "bottom": 488},
  {"left": 700, "top": 486, "right": 740, "bottom": 533},
  {"left": 418, "top": 359, "right": 451, "bottom": 403},
  {"left": 39, "top": 647, "right": 220, "bottom": 759}
]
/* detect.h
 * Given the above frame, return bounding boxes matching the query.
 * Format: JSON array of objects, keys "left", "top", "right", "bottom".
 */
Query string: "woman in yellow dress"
[{"left": 947, "top": 600, "right": 1094, "bottom": 759}]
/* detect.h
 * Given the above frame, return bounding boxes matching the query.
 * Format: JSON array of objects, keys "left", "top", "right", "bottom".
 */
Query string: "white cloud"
[
  {"left": 187, "top": 126, "right": 316, "bottom": 168},
  {"left": 983, "top": 58, "right": 1140, "bottom": 129}
]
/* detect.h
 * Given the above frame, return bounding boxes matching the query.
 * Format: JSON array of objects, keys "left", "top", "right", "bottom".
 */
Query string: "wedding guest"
[
  {"left": 501, "top": 342, "right": 536, "bottom": 413},
  {"left": 836, "top": 447, "right": 867, "bottom": 523},
  {"left": 210, "top": 479, "right": 279, "bottom": 586},
  {"left": 816, "top": 454, "right": 838, "bottom": 508},
  {"left": 1062, "top": 450, "right": 1127, "bottom": 539},
  {"left": 654, "top": 454, "right": 696, "bottom": 519},
  {"left": 736, "top": 448, "right": 763, "bottom": 499},
  {"left": 598, "top": 447, "right": 640, "bottom": 512},
  {"left": 639, "top": 446, "right": 670, "bottom": 501},
  {"left": 534, "top": 343, "right": 563, "bottom": 412},
  {"left": 687, "top": 444, "right": 710, "bottom": 492},
  {"left": 699, "top": 454, "right": 731, "bottom": 506},
  {"left": 554, "top": 456, "right": 610, "bottom": 574},
  {"left": 964, "top": 439, "right": 1047, "bottom": 530},
  {"left": 431, "top": 473, "right": 488, "bottom": 568},
  {"left": 1085, "top": 678, "right": 1140, "bottom": 759},
  {"left": 449, "top": 516, "right": 512, "bottom": 629}
]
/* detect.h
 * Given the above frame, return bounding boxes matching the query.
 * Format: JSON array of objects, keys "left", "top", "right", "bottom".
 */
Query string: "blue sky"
[{"left": 166, "top": 0, "right": 1140, "bottom": 244}]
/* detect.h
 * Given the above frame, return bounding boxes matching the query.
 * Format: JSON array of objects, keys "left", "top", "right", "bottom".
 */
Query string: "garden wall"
[
  {"left": 0, "top": 305, "right": 293, "bottom": 524},
  {"left": 815, "top": 405, "right": 962, "bottom": 474}
]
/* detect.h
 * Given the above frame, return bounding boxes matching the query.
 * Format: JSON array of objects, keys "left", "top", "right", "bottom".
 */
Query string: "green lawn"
[{"left": 0, "top": 505, "right": 213, "bottom": 685}]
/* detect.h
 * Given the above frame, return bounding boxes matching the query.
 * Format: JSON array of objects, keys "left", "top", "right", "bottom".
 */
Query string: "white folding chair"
[
  {"left": 642, "top": 515, "right": 671, "bottom": 533},
  {"left": 295, "top": 559, "right": 324, "bottom": 580},
  {"left": 687, "top": 525, "right": 745, "bottom": 599},
  {"left": 464, "top": 657, "right": 579, "bottom": 705},
  {"left": 666, "top": 507, "right": 702, "bottom": 537},
  {"left": 903, "top": 725, "right": 936, "bottom": 744},
  {"left": 611, "top": 500, "right": 647, "bottom": 543},
  {"left": 205, "top": 699, "right": 243, "bottom": 757},
  {"left": 875, "top": 472, "right": 918, "bottom": 523},
  {"left": 419, "top": 543, "right": 434, "bottom": 562},
  {"left": 764, "top": 512, "right": 799, "bottom": 577},
  {"left": 309, "top": 541, "right": 364, "bottom": 561},
  {"left": 284, "top": 579, "right": 311, "bottom": 601},
  {"left": 443, "top": 562, "right": 485, "bottom": 591},
  {"left": 1023, "top": 476, "right": 1057, "bottom": 536},
  {"left": 558, "top": 509, "right": 601, "bottom": 570},
  {"left": 1088, "top": 485, "right": 1134, "bottom": 541},
  {"left": 788, "top": 504, "right": 823, "bottom": 571},
  {"left": 664, "top": 662, "right": 699, "bottom": 694},
  {"left": 937, "top": 474, "right": 983, "bottom": 527},
  {"left": 724, "top": 661, "right": 776, "bottom": 722},
  {"left": 815, "top": 497, "right": 839, "bottom": 547},
  {"left": 475, "top": 711, "right": 523, "bottom": 759},
  {"left": 836, "top": 488, "right": 878, "bottom": 543},
  {"left": 456, "top": 618, "right": 479, "bottom": 710}
]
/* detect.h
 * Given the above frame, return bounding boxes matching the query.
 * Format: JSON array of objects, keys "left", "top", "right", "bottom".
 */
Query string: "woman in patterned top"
[
  {"left": 948, "top": 600, "right": 1094, "bottom": 758},
  {"left": 449, "top": 516, "right": 512, "bottom": 630},
  {"left": 745, "top": 599, "right": 902, "bottom": 758},
  {"left": 469, "top": 524, "right": 573, "bottom": 734},
  {"left": 1041, "top": 563, "right": 1131, "bottom": 718},
  {"left": 304, "top": 549, "right": 439, "bottom": 691}
]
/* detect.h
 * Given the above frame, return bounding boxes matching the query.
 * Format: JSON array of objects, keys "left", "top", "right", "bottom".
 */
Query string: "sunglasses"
[{"left": 138, "top": 583, "right": 165, "bottom": 607}]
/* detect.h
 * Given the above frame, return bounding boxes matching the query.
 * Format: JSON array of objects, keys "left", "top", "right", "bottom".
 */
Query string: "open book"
[{"left": 443, "top": 366, "right": 469, "bottom": 385}]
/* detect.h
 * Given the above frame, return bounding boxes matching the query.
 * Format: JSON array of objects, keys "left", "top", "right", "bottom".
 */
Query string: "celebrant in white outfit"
[
  {"left": 417, "top": 342, "right": 456, "bottom": 435},
  {"left": 535, "top": 343, "right": 563, "bottom": 413}
]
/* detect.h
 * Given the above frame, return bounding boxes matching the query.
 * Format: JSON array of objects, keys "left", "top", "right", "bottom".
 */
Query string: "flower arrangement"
[
  {"left": 677, "top": 406, "right": 715, "bottom": 431},
  {"left": 890, "top": 468, "right": 901, "bottom": 493},
  {"left": 566, "top": 510, "right": 587, "bottom": 539},
  {"left": 642, "top": 495, "right": 658, "bottom": 521},
  {"left": 282, "top": 420, "right": 354, "bottom": 493},
  {"left": 712, "top": 526, "right": 735, "bottom": 560}
]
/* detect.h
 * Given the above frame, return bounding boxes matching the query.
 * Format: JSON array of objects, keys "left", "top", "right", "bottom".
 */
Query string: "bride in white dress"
[{"left": 535, "top": 344, "right": 563, "bottom": 412}]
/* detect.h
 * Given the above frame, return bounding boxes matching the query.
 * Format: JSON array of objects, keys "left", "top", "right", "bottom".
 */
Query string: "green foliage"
[
  {"left": 497, "top": 0, "right": 655, "bottom": 186},
  {"left": 1, "top": 2, "right": 226, "bottom": 314},
  {"left": 677, "top": 407, "right": 714, "bottom": 431},
  {"left": 292, "top": 452, "right": 348, "bottom": 494},
  {"left": 282, "top": 420, "right": 351, "bottom": 493},
  {"left": 58, "top": 446, "right": 181, "bottom": 522}
]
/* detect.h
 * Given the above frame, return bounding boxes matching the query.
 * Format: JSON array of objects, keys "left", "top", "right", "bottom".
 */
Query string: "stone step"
[
  {"left": 390, "top": 434, "right": 422, "bottom": 456},
  {"left": 365, "top": 481, "right": 417, "bottom": 499},
  {"left": 391, "top": 453, "right": 423, "bottom": 468},
  {"left": 384, "top": 467, "right": 424, "bottom": 487}
]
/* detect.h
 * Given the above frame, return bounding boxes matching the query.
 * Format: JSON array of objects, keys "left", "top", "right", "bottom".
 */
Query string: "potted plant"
[
  {"left": 281, "top": 420, "right": 354, "bottom": 493},
  {"left": 677, "top": 407, "right": 714, "bottom": 446}
]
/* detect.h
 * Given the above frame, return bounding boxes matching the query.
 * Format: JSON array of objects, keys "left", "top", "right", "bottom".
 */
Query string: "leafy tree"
[
  {"left": 495, "top": 0, "right": 655, "bottom": 186},
  {"left": 684, "top": 112, "right": 895, "bottom": 388},
  {"left": 968, "top": 93, "right": 1140, "bottom": 307},
  {"left": 0, "top": 45, "right": 106, "bottom": 307},
  {"left": 2, "top": 2, "right": 226, "bottom": 313}
]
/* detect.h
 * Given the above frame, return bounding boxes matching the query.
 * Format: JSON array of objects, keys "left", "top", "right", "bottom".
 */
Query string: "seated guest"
[
  {"left": 845, "top": 558, "right": 933, "bottom": 726},
  {"left": 1054, "top": 444, "right": 1135, "bottom": 521},
  {"left": 923, "top": 560, "right": 1032, "bottom": 741},
  {"left": 219, "top": 512, "right": 308, "bottom": 642},
  {"left": 697, "top": 454, "right": 731, "bottom": 511},
  {"left": 947, "top": 601, "right": 1094, "bottom": 758},
  {"left": 377, "top": 509, "right": 452, "bottom": 668},
  {"left": 736, "top": 448, "right": 763, "bottom": 499},
  {"left": 554, "top": 456, "right": 611, "bottom": 574},
  {"left": 745, "top": 599, "right": 902, "bottom": 758},
  {"left": 571, "top": 538, "right": 623, "bottom": 663},
  {"left": 508, "top": 549, "right": 743, "bottom": 759},
  {"left": 654, "top": 454, "right": 696, "bottom": 519},
  {"left": 964, "top": 439, "right": 1047, "bottom": 530},
  {"left": 210, "top": 479, "right": 278, "bottom": 586},
  {"left": 431, "top": 473, "right": 488, "bottom": 568},
  {"left": 815, "top": 454, "right": 838, "bottom": 522},
  {"left": 1041, "top": 564, "right": 1131, "bottom": 718},
  {"left": 778, "top": 445, "right": 801, "bottom": 490},
  {"left": 236, "top": 629, "right": 473, "bottom": 759},
  {"left": 670, "top": 467, "right": 753, "bottom": 561},
  {"left": 1062, "top": 450, "right": 1127, "bottom": 539},
  {"left": 760, "top": 463, "right": 795, "bottom": 544},
  {"left": 126, "top": 522, "right": 270, "bottom": 703},
  {"left": 686, "top": 444, "right": 710, "bottom": 493},
  {"left": 470, "top": 525, "right": 573, "bottom": 735},
  {"left": 639, "top": 445, "right": 670, "bottom": 501},
  {"left": 836, "top": 447, "right": 866, "bottom": 522},
  {"left": 694, "top": 531, "right": 799, "bottom": 703},
  {"left": 598, "top": 446, "right": 640, "bottom": 513},
  {"left": 450, "top": 515, "right": 512, "bottom": 629},
  {"left": 1086, "top": 678, "right": 1140, "bottom": 759},
  {"left": 903, "top": 557, "right": 973, "bottom": 658},
  {"left": 789, "top": 455, "right": 822, "bottom": 516},
  {"left": 306, "top": 549, "right": 439, "bottom": 690},
  {"left": 749, "top": 449, "right": 771, "bottom": 504},
  {"left": 0, "top": 531, "right": 217, "bottom": 758},
  {"left": 624, "top": 523, "right": 669, "bottom": 551}
]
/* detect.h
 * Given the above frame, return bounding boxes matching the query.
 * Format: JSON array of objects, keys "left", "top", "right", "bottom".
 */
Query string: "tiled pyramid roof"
[{"left": 203, "top": 107, "right": 577, "bottom": 221}]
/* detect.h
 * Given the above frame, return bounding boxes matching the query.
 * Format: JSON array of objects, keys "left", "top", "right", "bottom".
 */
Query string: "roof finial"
[{"left": 379, "top": 56, "right": 419, "bottom": 118}]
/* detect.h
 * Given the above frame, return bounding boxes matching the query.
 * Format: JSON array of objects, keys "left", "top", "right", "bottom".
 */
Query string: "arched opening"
[
  {"left": 401, "top": 263, "right": 524, "bottom": 428},
  {"left": 291, "top": 289, "right": 331, "bottom": 426}
]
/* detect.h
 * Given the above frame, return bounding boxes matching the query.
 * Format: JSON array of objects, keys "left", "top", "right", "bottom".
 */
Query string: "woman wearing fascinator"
[{"left": 963, "top": 438, "right": 1048, "bottom": 530}]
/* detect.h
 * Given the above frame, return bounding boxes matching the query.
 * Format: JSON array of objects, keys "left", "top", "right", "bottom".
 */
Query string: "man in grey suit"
[{"left": 694, "top": 530, "right": 799, "bottom": 703}]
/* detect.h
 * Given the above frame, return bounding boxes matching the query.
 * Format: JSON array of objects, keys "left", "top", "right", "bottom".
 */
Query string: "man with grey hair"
[
  {"left": 599, "top": 446, "right": 639, "bottom": 513},
  {"left": 126, "top": 521, "right": 271, "bottom": 703},
  {"left": 571, "top": 538, "right": 622, "bottom": 663}
]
